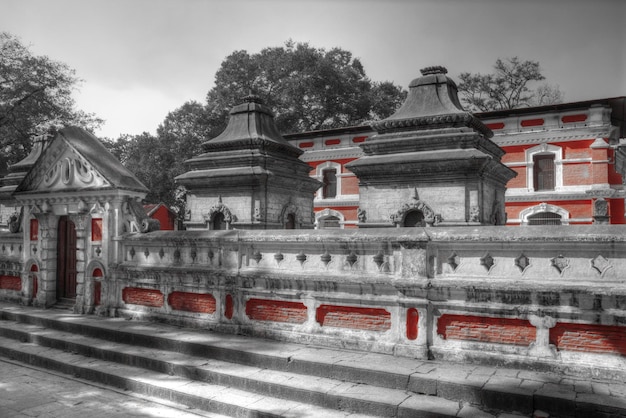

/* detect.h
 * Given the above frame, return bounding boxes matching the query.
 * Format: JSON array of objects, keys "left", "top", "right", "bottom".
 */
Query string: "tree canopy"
[
  {"left": 0, "top": 32, "right": 102, "bottom": 172},
  {"left": 204, "top": 40, "right": 406, "bottom": 136},
  {"left": 457, "top": 57, "right": 563, "bottom": 112}
]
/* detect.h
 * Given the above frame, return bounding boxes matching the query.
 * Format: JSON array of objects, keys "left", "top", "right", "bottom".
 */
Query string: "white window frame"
[
  {"left": 315, "top": 208, "right": 345, "bottom": 229},
  {"left": 519, "top": 203, "right": 570, "bottom": 226},
  {"left": 526, "top": 144, "right": 563, "bottom": 192},
  {"left": 315, "top": 161, "right": 343, "bottom": 200}
]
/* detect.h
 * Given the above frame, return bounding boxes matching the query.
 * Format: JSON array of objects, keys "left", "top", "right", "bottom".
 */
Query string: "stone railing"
[{"left": 107, "top": 225, "right": 626, "bottom": 380}]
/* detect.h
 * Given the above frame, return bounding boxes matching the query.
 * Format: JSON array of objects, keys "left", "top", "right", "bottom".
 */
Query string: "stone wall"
[
  {"left": 49, "top": 225, "right": 624, "bottom": 381},
  {"left": 1, "top": 225, "right": 625, "bottom": 379}
]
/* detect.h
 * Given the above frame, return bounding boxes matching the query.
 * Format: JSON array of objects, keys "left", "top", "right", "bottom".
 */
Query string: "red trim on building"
[
  {"left": 561, "top": 114, "right": 587, "bottom": 123},
  {"left": 299, "top": 142, "right": 314, "bottom": 148},
  {"left": 91, "top": 219, "right": 103, "bottom": 241},
  {"left": 225, "top": 294, "right": 234, "bottom": 319},
  {"left": 325, "top": 139, "right": 341, "bottom": 146},
  {"left": 520, "top": 118, "right": 544, "bottom": 127},
  {"left": 30, "top": 219, "right": 38, "bottom": 241},
  {"left": 352, "top": 136, "right": 367, "bottom": 143},
  {"left": 486, "top": 122, "right": 505, "bottom": 130},
  {"left": 406, "top": 308, "right": 419, "bottom": 340}
]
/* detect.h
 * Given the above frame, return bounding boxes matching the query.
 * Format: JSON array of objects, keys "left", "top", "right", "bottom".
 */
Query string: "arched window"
[
  {"left": 520, "top": 203, "right": 569, "bottom": 226},
  {"left": 527, "top": 211, "right": 562, "bottom": 225},
  {"left": 533, "top": 154, "right": 555, "bottom": 191},
  {"left": 403, "top": 210, "right": 425, "bottom": 227}
]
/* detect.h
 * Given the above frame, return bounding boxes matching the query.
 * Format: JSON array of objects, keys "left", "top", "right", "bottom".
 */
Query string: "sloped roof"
[{"left": 14, "top": 126, "right": 148, "bottom": 195}]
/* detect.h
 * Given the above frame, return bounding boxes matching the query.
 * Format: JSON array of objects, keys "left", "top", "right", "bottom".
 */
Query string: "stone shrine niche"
[
  {"left": 346, "top": 66, "right": 516, "bottom": 227},
  {"left": 205, "top": 197, "right": 237, "bottom": 230},
  {"left": 390, "top": 189, "right": 441, "bottom": 227}
]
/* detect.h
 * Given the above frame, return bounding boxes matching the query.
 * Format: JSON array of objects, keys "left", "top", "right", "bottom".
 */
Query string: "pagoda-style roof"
[
  {"left": 371, "top": 66, "right": 492, "bottom": 138},
  {"left": 202, "top": 95, "right": 303, "bottom": 159}
]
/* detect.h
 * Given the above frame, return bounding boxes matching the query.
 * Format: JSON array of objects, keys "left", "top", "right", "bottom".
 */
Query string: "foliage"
[
  {"left": 457, "top": 57, "right": 563, "bottom": 112},
  {"left": 0, "top": 32, "right": 102, "bottom": 172},
  {"left": 205, "top": 40, "right": 406, "bottom": 135},
  {"left": 102, "top": 101, "right": 210, "bottom": 218}
]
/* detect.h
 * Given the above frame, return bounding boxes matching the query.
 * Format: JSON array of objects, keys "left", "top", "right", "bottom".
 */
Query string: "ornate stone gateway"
[{"left": 9, "top": 127, "right": 150, "bottom": 311}]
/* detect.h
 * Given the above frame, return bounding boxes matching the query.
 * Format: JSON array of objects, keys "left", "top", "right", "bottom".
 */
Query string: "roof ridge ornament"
[{"left": 420, "top": 66, "right": 448, "bottom": 75}]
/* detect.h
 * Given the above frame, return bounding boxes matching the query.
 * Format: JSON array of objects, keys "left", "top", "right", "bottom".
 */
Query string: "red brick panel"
[
  {"left": 341, "top": 175, "right": 360, "bottom": 195},
  {"left": 245, "top": 298, "right": 307, "bottom": 324},
  {"left": 316, "top": 304, "right": 391, "bottom": 331},
  {"left": 563, "top": 163, "right": 592, "bottom": 186},
  {"left": 122, "top": 287, "right": 164, "bottom": 307},
  {"left": 521, "top": 118, "right": 544, "bottom": 127},
  {"left": 550, "top": 323, "right": 626, "bottom": 355},
  {"left": 406, "top": 308, "right": 419, "bottom": 340},
  {"left": 168, "top": 291, "right": 216, "bottom": 313},
  {"left": 486, "top": 122, "right": 505, "bottom": 130},
  {"left": 0, "top": 276, "right": 21, "bottom": 291},
  {"left": 437, "top": 314, "right": 535, "bottom": 346}
]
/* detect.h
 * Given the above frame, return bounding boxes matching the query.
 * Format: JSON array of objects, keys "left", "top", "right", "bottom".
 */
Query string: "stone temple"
[{"left": 0, "top": 66, "right": 625, "bottom": 417}]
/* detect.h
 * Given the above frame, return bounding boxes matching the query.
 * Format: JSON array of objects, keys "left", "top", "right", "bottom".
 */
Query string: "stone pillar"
[
  {"left": 34, "top": 213, "right": 59, "bottom": 308},
  {"left": 70, "top": 214, "right": 88, "bottom": 313},
  {"left": 528, "top": 315, "right": 558, "bottom": 358}
]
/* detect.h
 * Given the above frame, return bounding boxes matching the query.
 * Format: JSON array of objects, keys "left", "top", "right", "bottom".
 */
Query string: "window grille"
[{"left": 527, "top": 211, "right": 562, "bottom": 225}]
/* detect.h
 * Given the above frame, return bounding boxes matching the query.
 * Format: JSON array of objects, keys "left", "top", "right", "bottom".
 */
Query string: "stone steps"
[{"left": 1, "top": 304, "right": 625, "bottom": 417}]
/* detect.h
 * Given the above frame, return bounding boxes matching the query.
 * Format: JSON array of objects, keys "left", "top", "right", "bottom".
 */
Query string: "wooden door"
[{"left": 57, "top": 216, "right": 77, "bottom": 299}]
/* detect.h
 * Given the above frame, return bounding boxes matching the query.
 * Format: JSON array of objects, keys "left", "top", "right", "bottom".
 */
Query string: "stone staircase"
[{"left": 0, "top": 304, "right": 624, "bottom": 418}]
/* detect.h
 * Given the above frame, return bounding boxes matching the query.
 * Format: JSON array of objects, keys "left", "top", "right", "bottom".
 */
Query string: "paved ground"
[{"left": 0, "top": 358, "right": 226, "bottom": 418}]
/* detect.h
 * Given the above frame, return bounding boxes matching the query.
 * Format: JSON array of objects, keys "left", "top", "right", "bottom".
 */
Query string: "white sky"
[{"left": 2, "top": 0, "right": 625, "bottom": 139}]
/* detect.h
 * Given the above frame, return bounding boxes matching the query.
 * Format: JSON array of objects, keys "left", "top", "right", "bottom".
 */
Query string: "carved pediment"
[{"left": 39, "top": 149, "right": 111, "bottom": 191}]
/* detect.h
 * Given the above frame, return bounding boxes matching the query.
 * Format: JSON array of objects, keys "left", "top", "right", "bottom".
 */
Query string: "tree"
[
  {"left": 205, "top": 40, "right": 406, "bottom": 136},
  {"left": 457, "top": 57, "right": 563, "bottom": 112},
  {"left": 0, "top": 32, "right": 102, "bottom": 172}
]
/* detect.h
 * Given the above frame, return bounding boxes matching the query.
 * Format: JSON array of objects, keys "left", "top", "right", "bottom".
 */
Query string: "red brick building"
[{"left": 285, "top": 97, "right": 626, "bottom": 228}]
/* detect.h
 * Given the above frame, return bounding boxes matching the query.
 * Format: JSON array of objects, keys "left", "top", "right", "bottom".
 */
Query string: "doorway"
[{"left": 57, "top": 216, "right": 77, "bottom": 300}]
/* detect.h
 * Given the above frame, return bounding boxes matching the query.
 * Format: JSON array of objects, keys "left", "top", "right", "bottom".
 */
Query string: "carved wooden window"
[
  {"left": 527, "top": 212, "right": 562, "bottom": 225},
  {"left": 533, "top": 154, "right": 555, "bottom": 191},
  {"left": 322, "top": 169, "right": 337, "bottom": 198}
]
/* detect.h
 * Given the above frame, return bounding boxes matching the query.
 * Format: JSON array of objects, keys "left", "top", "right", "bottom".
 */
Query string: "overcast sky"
[{"left": 2, "top": 0, "right": 625, "bottom": 139}]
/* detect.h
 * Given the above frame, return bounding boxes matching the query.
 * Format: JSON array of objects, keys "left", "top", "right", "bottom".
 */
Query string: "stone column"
[
  {"left": 70, "top": 213, "right": 88, "bottom": 313},
  {"left": 34, "top": 213, "right": 59, "bottom": 308}
]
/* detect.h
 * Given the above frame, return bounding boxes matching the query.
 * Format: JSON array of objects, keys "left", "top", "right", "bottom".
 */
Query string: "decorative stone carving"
[
  {"left": 42, "top": 154, "right": 109, "bottom": 191},
  {"left": 515, "top": 254, "right": 530, "bottom": 273},
  {"left": 205, "top": 196, "right": 237, "bottom": 228},
  {"left": 593, "top": 198, "right": 610, "bottom": 224},
  {"left": 125, "top": 199, "right": 160, "bottom": 233},
  {"left": 390, "top": 189, "right": 441, "bottom": 227},
  {"left": 550, "top": 254, "right": 569, "bottom": 275},
  {"left": 591, "top": 255, "right": 612, "bottom": 275},
  {"left": 357, "top": 208, "right": 366, "bottom": 223},
  {"left": 280, "top": 201, "right": 298, "bottom": 226},
  {"left": 480, "top": 253, "right": 495, "bottom": 272},
  {"left": 8, "top": 207, "right": 23, "bottom": 233}
]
